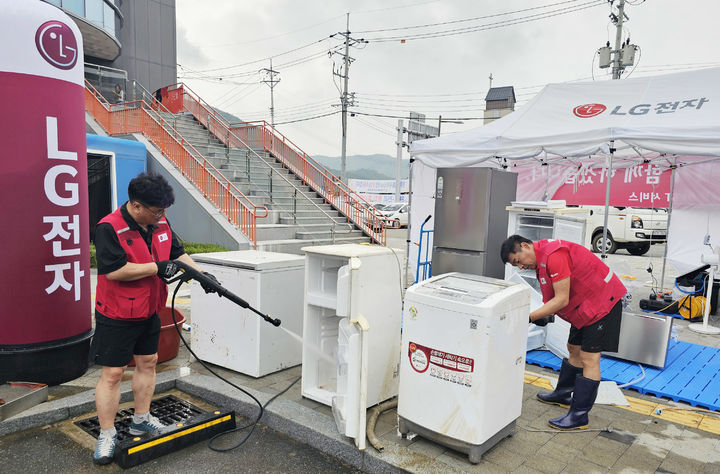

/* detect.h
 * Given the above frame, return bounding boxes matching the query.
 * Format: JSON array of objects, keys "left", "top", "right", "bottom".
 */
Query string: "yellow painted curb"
[{"left": 524, "top": 373, "right": 720, "bottom": 435}]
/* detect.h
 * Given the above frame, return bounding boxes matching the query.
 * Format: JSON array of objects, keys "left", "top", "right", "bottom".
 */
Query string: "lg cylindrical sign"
[{"left": 0, "top": 0, "right": 91, "bottom": 385}]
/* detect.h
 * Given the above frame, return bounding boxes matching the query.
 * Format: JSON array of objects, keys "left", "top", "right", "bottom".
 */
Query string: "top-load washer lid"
[{"left": 413, "top": 273, "right": 515, "bottom": 305}]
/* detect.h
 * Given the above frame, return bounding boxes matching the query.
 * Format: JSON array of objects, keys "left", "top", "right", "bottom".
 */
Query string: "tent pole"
[
  {"left": 404, "top": 158, "right": 414, "bottom": 289},
  {"left": 601, "top": 144, "right": 615, "bottom": 259},
  {"left": 659, "top": 156, "right": 677, "bottom": 292},
  {"left": 543, "top": 152, "right": 550, "bottom": 200}
]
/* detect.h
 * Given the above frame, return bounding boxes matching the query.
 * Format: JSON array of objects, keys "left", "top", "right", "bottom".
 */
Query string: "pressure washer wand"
[{"left": 169, "top": 260, "right": 281, "bottom": 327}]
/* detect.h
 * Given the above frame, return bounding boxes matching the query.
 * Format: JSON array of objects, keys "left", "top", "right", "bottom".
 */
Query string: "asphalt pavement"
[
  {"left": 2, "top": 231, "right": 719, "bottom": 472},
  {"left": 0, "top": 417, "right": 363, "bottom": 473}
]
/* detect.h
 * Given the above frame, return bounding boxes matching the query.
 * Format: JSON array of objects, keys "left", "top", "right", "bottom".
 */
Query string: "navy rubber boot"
[
  {"left": 548, "top": 375, "right": 600, "bottom": 430},
  {"left": 537, "top": 358, "right": 583, "bottom": 408}
]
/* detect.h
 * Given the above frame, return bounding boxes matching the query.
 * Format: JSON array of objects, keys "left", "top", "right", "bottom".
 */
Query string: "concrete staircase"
[{"left": 157, "top": 111, "right": 369, "bottom": 253}]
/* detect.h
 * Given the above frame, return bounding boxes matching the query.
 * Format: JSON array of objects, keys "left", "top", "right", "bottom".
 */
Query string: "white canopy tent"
[{"left": 407, "top": 67, "right": 720, "bottom": 287}]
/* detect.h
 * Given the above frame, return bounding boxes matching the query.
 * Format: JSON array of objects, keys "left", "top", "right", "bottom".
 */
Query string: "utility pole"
[
  {"left": 598, "top": 0, "right": 637, "bottom": 79},
  {"left": 395, "top": 119, "right": 405, "bottom": 203},
  {"left": 331, "top": 13, "right": 365, "bottom": 182},
  {"left": 340, "top": 14, "right": 351, "bottom": 182},
  {"left": 611, "top": 0, "right": 626, "bottom": 79},
  {"left": 260, "top": 58, "right": 280, "bottom": 127}
]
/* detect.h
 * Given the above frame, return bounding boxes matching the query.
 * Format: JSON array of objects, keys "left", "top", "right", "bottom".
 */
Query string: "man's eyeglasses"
[{"left": 138, "top": 202, "right": 166, "bottom": 217}]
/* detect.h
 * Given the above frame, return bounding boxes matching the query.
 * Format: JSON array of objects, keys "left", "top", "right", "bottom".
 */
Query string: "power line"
[
  {"left": 241, "top": 97, "right": 336, "bottom": 116},
  {"left": 357, "top": 95, "right": 487, "bottom": 104},
  {"left": 274, "top": 110, "right": 341, "bottom": 125},
  {"left": 198, "top": 14, "right": 345, "bottom": 48},
  {"left": 351, "top": 0, "right": 441, "bottom": 15},
  {"left": 214, "top": 83, "right": 263, "bottom": 109},
  {"left": 212, "top": 48, "right": 331, "bottom": 79},
  {"left": 244, "top": 104, "right": 336, "bottom": 123},
  {"left": 354, "top": 116, "right": 397, "bottom": 138},
  {"left": 353, "top": 111, "right": 485, "bottom": 121},
  {"left": 365, "top": 0, "right": 604, "bottom": 42},
  {"left": 355, "top": 103, "right": 486, "bottom": 112},
  {"left": 187, "top": 38, "right": 329, "bottom": 74},
  {"left": 355, "top": 0, "right": 587, "bottom": 34}
]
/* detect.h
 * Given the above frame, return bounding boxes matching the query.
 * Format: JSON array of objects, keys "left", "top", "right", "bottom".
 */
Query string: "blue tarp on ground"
[{"left": 526, "top": 340, "right": 720, "bottom": 411}]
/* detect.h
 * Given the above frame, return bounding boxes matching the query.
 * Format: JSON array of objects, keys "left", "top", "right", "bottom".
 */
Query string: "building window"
[
  {"left": 103, "top": 1, "right": 115, "bottom": 35},
  {"left": 85, "top": 0, "right": 104, "bottom": 27},
  {"left": 62, "top": 0, "right": 84, "bottom": 16}
]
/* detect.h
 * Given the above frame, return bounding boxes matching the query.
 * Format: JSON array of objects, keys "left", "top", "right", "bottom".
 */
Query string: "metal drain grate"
[
  {"left": 75, "top": 394, "right": 235, "bottom": 468},
  {"left": 75, "top": 394, "right": 204, "bottom": 441}
]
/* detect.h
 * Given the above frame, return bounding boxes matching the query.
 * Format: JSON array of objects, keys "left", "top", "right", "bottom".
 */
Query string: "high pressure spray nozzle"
[{"left": 166, "top": 260, "right": 282, "bottom": 328}]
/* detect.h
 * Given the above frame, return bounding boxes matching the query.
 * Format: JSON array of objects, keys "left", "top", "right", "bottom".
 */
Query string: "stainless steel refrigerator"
[{"left": 432, "top": 167, "right": 517, "bottom": 279}]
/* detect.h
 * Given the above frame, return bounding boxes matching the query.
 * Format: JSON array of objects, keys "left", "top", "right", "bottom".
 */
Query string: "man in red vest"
[
  {"left": 90, "top": 172, "right": 217, "bottom": 464},
  {"left": 501, "top": 235, "right": 626, "bottom": 430}
]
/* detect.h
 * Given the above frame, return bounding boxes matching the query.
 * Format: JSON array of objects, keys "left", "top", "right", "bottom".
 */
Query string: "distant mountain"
[
  {"left": 312, "top": 154, "right": 410, "bottom": 180},
  {"left": 216, "top": 108, "right": 242, "bottom": 124}
]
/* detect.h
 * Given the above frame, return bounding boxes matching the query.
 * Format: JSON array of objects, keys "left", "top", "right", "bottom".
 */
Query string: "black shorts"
[
  {"left": 90, "top": 313, "right": 161, "bottom": 367},
  {"left": 568, "top": 301, "right": 622, "bottom": 353}
]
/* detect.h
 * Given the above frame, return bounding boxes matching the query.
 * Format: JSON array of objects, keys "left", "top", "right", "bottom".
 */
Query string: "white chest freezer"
[
  {"left": 190, "top": 250, "right": 305, "bottom": 377},
  {"left": 398, "top": 273, "right": 530, "bottom": 464}
]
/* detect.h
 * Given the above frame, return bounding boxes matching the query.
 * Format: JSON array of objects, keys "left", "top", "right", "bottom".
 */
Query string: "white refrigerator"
[{"left": 301, "top": 244, "right": 403, "bottom": 450}]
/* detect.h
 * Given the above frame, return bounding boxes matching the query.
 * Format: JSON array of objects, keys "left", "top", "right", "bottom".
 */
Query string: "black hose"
[{"left": 168, "top": 277, "right": 296, "bottom": 452}]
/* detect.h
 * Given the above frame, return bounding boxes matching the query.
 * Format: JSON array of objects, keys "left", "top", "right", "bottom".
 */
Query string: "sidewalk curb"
[
  {"left": 0, "top": 370, "right": 179, "bottom": 437},
  {"left": 0, "top": 370, "right": 408, "bottom": 473},
  {"left": 177, "top": 374, "right": 407, "bottom": 473}
]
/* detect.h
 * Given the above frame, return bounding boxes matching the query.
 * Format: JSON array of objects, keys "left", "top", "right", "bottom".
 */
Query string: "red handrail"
[
  {"left": 84, "top": 80, "right": 267, "bottom": 248},
  {"left": 173, "top": 83, "right": 390, "bottom": 245}
]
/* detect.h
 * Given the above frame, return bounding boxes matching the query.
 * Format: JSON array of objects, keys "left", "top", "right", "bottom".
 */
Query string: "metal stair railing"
[
  {"left": 170, "top": 83, "right": 391, "bottom": 245},
  {"left": 221, "top": 151, "right": 356, "bottom": 244},
  {"left": 84, "top": 80, "right": 268, "bottom": 248},
  {"left": 170, "top": 86, "right": 355, "bottom": 242}
]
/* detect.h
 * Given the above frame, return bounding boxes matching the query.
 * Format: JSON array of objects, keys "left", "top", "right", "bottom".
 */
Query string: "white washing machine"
[{"left": 398, "top": 273, "right": 530, "bottom": 463}]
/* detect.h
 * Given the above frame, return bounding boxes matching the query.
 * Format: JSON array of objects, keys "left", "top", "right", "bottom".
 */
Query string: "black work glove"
[
  {"left": 156, "top": 260, "right": 180, "bottom": 279},
  {"left": 200, "top": 272, "right": 220, "bottom": 294},
  {"left": 531, "top": 315, "right": 555, "bottom": 327}
]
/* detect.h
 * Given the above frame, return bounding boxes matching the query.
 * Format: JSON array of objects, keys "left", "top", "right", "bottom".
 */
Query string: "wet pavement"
[
  {"left": 2, "top": 233, "right": 720, "bottom": 472},
  {"left": 0, "top": 415, "right": 363, "bottom": 473}
]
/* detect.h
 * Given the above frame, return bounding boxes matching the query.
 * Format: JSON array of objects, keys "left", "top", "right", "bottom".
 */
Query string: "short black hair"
[
  {"left": 128, "top": 172, "right": 175, "bottom": 208},
  {"left": 500, "top": 234, "right": 533, "bottom": 264}
]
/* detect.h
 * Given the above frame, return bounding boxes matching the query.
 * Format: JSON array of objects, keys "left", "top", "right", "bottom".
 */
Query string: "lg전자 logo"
[
  {"left": 35, "top": 21, "right": 78, "bottom": 70},
  {"left": 573, "top": 103, "right": 606, "bottom": 118}
]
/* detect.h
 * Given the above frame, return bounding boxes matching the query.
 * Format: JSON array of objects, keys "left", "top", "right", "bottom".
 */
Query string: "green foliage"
[
  {"left": 90, "top": 242, "right": 97, "bottom": 268},
  {"left": 182, "top": 242, "right": 230, "bottom": 255},
  {"left": 88, "top": 242, "right": 228, "bottom": 268}
]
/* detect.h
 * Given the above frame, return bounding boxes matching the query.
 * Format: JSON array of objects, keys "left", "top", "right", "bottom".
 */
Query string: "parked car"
[
  {"left": 379, "top": 203, "right": 409, "bottom": 228},
  {"left": 364, "top": 202, "right": 408, "bottom": 231},
  {"left": 581, "top": 205, "right": 668, "bottom": 255}
]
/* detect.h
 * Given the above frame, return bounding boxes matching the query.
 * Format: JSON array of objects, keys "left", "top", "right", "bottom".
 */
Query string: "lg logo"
[
  {"left": 35, "top": 21, "right": 77, "bottom": 70},
  {"left": 573, "top": 103, "right": 606, "bottom": 118}
]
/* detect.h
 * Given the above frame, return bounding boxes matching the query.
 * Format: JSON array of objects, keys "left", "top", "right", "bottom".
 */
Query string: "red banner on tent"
[{"left": 552, "top": 163, "right": 671, "bottom": 207}]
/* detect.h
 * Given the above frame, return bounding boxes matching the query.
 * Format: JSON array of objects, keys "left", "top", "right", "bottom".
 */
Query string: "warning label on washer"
[{"left": 408, "top": 342, "right": 474, "bottom": 387}]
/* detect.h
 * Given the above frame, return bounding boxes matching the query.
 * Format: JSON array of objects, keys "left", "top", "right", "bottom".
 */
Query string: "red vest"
[
  {"left": 534, "top": 239, "right": 626, "bottom": 328},
  {"left": 95, "top": 207, "right": 172, "bottom": 320}
]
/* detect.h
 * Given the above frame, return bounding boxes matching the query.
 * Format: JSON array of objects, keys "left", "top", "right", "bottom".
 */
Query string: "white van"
[{"left": 581, "top": 205, "right": 668, "bottom": 255}]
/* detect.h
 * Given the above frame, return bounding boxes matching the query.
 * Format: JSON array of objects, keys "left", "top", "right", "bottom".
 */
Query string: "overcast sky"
[{"left": 176, "top": 0, "right": 720, "bottom": 158}]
